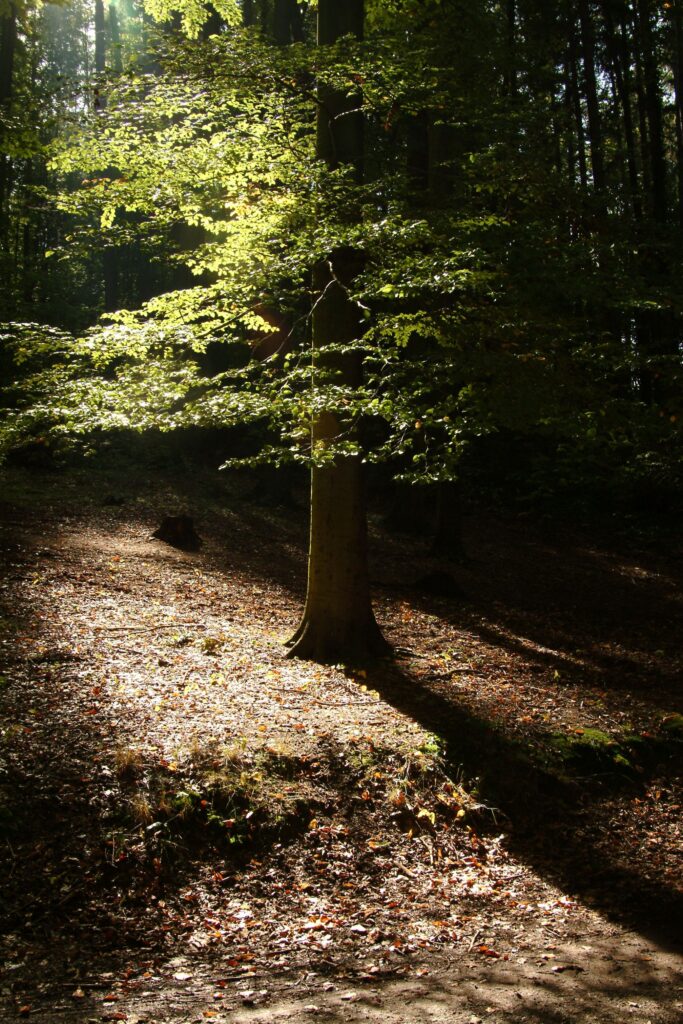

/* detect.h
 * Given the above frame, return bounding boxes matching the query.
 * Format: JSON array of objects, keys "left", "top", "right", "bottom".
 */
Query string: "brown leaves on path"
[{"left": 0, "top": 462, "right": 681, "bottom": 1023}]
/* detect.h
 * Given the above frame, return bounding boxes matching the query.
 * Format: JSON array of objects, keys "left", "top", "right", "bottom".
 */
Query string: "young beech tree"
[
  {"left": 132, "top": 0, "right": 387, "bottom": 661},
  {"left": 287, "top": 0, "right": 389, "bottom": 662},
  {"left": 3, "top": 0, "right": 682, "bottom": 647},
  {"left": 37, "top": 0, "right": 390, "bottom": 662}
]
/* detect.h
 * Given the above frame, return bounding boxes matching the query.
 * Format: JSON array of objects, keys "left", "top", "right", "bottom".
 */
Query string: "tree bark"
[
  {"left": 628, "top": 3, "right": 654, "bottom": 204},
  {"left": 288, "top": 0, "right": 388, "bottom": 663},
  {"left": 242, "top": 0, "right": 255, "bottom": 27},
  {"left": 288, "top": 255, "right": 388, "bottom": 662},
  {"left": 670, "top": 1, "right": 683, "bottom": 227},
  {"left": 635, "top": 0, "right": 667, "bottom": 222},
  {"left": 95, "top": 0, "right": 106, "bottom": 65},
  {"left": 504, "top": 0, "right": 517, "bottom": 98},
  {"left": 0, "top": 1, "right": 17, "bottom": 236},
  {"left": 578, "top": 0, "right": 606, "bottom": 194},
  {"left": 273, "top": 0, "right": 304, "bottom": 44},
  {"left": 94, "top": 0, "right": 120, "bottom": 311},
  {"left": 600, "top": 0, "right": 642, "bottom": 220},
  {"left": 567, "top": 23, "right": 589, "bottom": 191},
  {"left": 109, "top": 2, "right": 123, "bottom": 73}
]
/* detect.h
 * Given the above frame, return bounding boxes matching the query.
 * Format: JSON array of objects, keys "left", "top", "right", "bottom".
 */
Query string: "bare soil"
[{"left": 0, "top": 457, "right": 681, "bottom": 1024}]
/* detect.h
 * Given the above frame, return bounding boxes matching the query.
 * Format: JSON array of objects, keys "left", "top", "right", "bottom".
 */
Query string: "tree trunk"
[
  {"left": 568, "top": 24, "right": 589, "bottom": 191},
  {"left": 242, "top": 1, "right": 255, "bottom": 27},
  {"left": 504, "top": 0, "right": 517, "bottom": 98},
  {"left": 636, "top": 0, "right": 668, "bottom": 222},
  {"left": 94, "top": 0, "right": 120, "bottom": 311},
  {"left": 109, "top": 2, "right": 123, "bottom": 73},
  {"left": 670, "top": 1, "right": 683, "bottom": 227},
  {"left": 0, "top": 1, "right": 17, "bottom": 238},
  {"left": 95, "top": 0, "right": 106, "bottom": 102},
  {"left": 0, "top": 1, "right": 15, "bottom": 106},
  {"left": 600, "top": 0, "right": 642, "bottom": 220},
  {"left": 578, "top": 0, "right": 606, "bottom": 194},
  {"left": 288, "top": 256, "right": 388, "bottom": 662},
  {"left": 629, "top": 4, "right": 654, "bottom": 204},
  {"left": 630, "top": 1, "right": 678, "bottom": 401},
  {"left": 273, "top": 0, "right": 304, "bottom": 44},
  {"left": 288, "top": 0, "right": 388, "bottom": 663}
]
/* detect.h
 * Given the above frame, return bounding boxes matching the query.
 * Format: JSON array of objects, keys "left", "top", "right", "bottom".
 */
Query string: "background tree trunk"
[
  {"left": 578, "top": 0, "right": 606, "bottom": 194},
  {"left": 0, "top": 1, "right": 17, "bottom": 243},
  {"left": 669, "top": 1, "right": 683, "bottom": 228},
  {"left": 95, "top": 0, "right": 119, "bottom": 311}
]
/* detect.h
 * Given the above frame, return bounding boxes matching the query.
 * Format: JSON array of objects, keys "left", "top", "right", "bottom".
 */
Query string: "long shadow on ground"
[{"left": 366, "top": 657, "right": 683, "bottom": 952}]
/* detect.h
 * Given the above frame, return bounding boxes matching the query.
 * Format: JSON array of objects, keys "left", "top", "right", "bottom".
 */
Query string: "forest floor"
[{"left": 0, "top": 453, "right": 682, "bottom": 1024}]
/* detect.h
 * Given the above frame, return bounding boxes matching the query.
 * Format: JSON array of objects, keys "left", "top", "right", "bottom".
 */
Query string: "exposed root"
[{"left": 286, "top": 613, "right": 391, "bottom": 664}]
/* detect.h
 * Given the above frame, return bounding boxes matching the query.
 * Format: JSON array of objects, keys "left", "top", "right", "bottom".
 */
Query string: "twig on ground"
[{"left": 91, "top": 623, "right": 207, "bottom": 633}]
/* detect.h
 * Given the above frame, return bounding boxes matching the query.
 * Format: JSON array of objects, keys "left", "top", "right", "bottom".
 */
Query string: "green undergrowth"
[
  {"left": 543, "top": 716, "right": 683, "bottom": 783},
  {"left": 421, "top": 705, "right": 683, "bottom": 827},
  {"left": 105, "top": 733, "right": 479, "bottom": 873}
]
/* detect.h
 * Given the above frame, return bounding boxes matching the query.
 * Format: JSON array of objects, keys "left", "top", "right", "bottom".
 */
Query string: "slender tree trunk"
[
  {"left": 629, "top": 4, "right": 654, "bottom": 205},
  {"left": 670, "top": 1, "right": 683, "bottom": 228},
  {"left": 601, "top": 0, "right": 642, "bottom": 220},
  {"left": 94, "top": 0, "right": 106, "bottom": 106},
  {"left": 0, "top": 1, "right": 17, "bottom": 240},
  {"left": 109, "top": 3, "right": 123, "bottom": 73},
  {"left": 578, "top": 0, "right": 606, "bottom": 194},
  {"left": 504, "top": 0, "right": 517, "bottom": 98},
  {"left": 568, "top": 26, "right": 589, "bottom": 190},
  {"left": 629, "top": 1, "right": 678, "bottom": 401},
  {"left": 0, "top": 1, "right": 15, "bottom": 105},
  {"left": 94, "top": 0, "right": 120, "bottom": 311},
  {"left": 242, "top": 0, "right": 255, "bottom": 27},
  {"left": 562, "top": 47, "right": 577, "bottom": 186},
  {"left": 288, "top": 0, "right": 388, "bottom": 662},
  {"left": 636, "top": 0, "right": 668, "bottom": 222}
]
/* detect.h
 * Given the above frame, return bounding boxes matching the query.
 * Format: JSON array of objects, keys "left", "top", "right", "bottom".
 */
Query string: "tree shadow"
[
  {"left": 365, "top": 655, "right": 683, "bottom": 952},
  {"left": 374, "top": 507, "right": 682, "bottom": 710}
]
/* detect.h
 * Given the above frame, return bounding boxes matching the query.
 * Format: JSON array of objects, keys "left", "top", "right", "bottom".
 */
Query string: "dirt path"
[{"left": 0, "top": 461, "right": 681, "bottom": 1023}]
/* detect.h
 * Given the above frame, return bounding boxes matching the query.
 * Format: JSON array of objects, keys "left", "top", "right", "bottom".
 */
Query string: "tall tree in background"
[
  {"left": 95, "top": 0, "right": 121, "bottom": 311},
  {"left": 0, "top": 0, "right": 18, "bottom": 244}
]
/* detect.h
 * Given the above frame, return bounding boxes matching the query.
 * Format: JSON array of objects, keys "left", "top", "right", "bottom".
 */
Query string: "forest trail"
[{"left": 0, "top": 460, "right": 681, "bottom": 1024}]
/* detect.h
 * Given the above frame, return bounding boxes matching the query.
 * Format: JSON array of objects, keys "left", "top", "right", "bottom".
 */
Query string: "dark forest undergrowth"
[{"left": 0, "top": 454, "right": 681, "bottom": 1023}]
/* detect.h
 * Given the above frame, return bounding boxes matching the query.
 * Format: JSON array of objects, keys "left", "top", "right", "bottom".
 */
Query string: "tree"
[
  {"left": 287, "top": 0, "right": 388, "bottom": 661},
  {"left": 1, "top": 0, "right": 681, "bottom": 622}
]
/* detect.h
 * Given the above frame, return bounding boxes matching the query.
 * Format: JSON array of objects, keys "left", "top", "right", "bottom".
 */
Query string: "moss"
[
  {"left": 548, "top": 728, "right": 636, "bottom": 778},
  {"left": 546, "top": 717, "right": 683, "bottom": 784}
]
